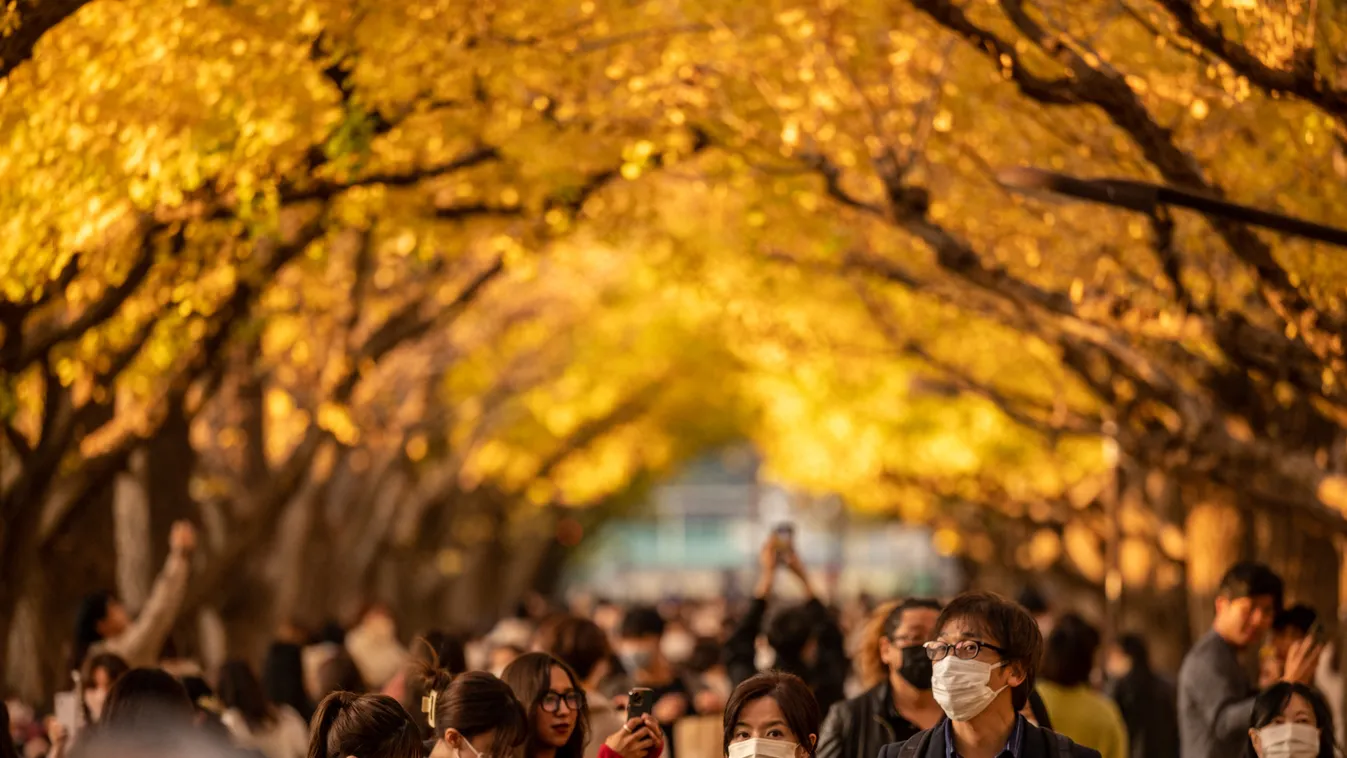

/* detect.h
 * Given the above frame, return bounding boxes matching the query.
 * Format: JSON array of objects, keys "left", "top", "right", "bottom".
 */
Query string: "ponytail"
[
  {"left": 307, "top": 692, "right": 419, "bottom": 758},
  {"left": 307, "top": 692, "right": 357, "bottom": 758}
]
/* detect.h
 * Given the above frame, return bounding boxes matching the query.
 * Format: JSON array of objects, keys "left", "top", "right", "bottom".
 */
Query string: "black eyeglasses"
[
  {"left": 923, "top": 640, "right": 1009, "bottom": 662},
  {"left": 541, "top": 690, "right": 584, "bottom": 714}
]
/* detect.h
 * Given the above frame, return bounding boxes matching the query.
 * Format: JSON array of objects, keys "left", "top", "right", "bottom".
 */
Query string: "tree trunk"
[
  {"left": 114, "top": 449, "right": 152, "bottom": 611},
  {"left": 1184, "top": 485, "right": 1247, "bottom": 638}
]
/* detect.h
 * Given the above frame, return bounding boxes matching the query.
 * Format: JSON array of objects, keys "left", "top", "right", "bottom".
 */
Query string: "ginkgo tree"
[{"left": 6, "top": 0, "right": 1347, "bottom": 696}]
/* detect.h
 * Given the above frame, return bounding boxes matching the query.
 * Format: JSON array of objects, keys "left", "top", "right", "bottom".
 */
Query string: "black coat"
[
  {"left": 817, "top": 684, "right": 923, "bottom": 758},
  {"left": 723, "top": 597, "right": 848, "bottom": 713},
  {"left": 876, "top": 718, "right": 1101, "bottom": 758}
]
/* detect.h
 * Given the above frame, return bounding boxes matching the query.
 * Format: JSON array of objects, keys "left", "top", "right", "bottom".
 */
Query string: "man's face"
[
  {"left": 933, "top": 616, "right": 1025, "bottom": 714},
  {"left": 880, "top": 608, "right": 939, "bottom": 668},
  {"left": 1216, "top": 594, "right": 1278, "bottom": 648}
]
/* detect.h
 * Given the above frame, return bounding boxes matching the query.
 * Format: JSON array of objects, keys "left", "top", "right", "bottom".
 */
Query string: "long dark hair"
[
  {"left": 307, "top": 692, "right": 421, "bottom": 758},
  {"left": 218, "top": 660, "right": 277, "bottom": 730},
  {"left": 81, "top": 652, "right": 131, "bottom": 723},
  {"left": 72, "top": 592, "right": 114, "bottom": 672},
  {"left": 1244, "top": 682, "right": 1336, "bottom": 758},
  {"left": 722, "top": 672, "right": 821, "bottom": 757},
  {"left": 502, "top": 652, "right": 590, "bottom": 758},
  {"left": 264, "top": 642, "right": 314, "bottom": 722},
  {"left": 417, "top": 664, "right": 529, "bottom": 748},
  {"left": 101, "top": 668, "right": 196, "bottom": 732},
  {"left": 0, "top": 694, "right": 18, "bottom": 758}
]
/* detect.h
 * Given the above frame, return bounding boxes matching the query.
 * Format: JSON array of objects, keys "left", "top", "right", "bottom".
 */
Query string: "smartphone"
[
  {"left": 626, "top": 687, "right": 655, "bottom": 722},
  {"left": 773, "top": 523, "right": 795, "bottom": 556},
  {"left": 54, "top": 691, "right": 81, "bottom": 737}
]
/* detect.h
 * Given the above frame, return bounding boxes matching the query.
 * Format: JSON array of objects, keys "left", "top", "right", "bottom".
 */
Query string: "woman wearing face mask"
[
  {"left": 816, "top": 599, "right": 943, "bottom": 758},
  {"left": 723, "top": 672, "right": 821, "bottom": 758},
  {"left": 1245, "top": 682, "right": 1336, "bottom": 758},
  {"left": 876, "top": 591, "right": 1098, "bottom": 758},
  {"left": 503, "top": 652, "right": 665, "bottom": 758},
  {"left": 418, "top": 666, "right": 528, "bottom": 758}
]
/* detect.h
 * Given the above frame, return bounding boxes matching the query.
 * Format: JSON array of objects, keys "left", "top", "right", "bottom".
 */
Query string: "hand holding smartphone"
[
  {"left": 626, "top": 688, "right": 655, "bottom": 721},
  {"left": 772, "top": 523, "right": 795, "bottom": 557}
]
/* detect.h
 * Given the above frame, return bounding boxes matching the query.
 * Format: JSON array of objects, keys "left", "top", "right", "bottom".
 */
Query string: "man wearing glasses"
[{"left": 877, "top": 592, "right": 1100, "bottom": 758}]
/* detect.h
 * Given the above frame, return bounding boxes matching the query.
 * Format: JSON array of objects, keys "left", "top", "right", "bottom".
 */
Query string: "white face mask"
[
  {"left": 728, "top": 738, "right": 798, "bottom": 758},
  {"left": 662, "top": 632, "right": 696, "bottom": 664},
  {"left": 1256, "top": 723, "right": 1319, "bottom": 758},
  {"left": 455, "top": 737, "right": 483, "bottom": 758},
  {"left": 931, "top": 656, "right": 1009, "bottom": 722}
]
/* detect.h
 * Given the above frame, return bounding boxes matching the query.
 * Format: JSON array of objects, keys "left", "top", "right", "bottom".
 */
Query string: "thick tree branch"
[
  {"left": 9, "top": 225, "right": 165, "bottom": 373},
  {"left": 0, "top": 0, "right": 94, "bottom": 81},
  {"left": 1153, "top": 0, "right": 1347, "bottom": 118}
]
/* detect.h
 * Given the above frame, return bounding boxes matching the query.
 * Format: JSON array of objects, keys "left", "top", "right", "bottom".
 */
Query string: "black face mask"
[{"left": 897, "top": 645, "right": 933, "bottom": 690}]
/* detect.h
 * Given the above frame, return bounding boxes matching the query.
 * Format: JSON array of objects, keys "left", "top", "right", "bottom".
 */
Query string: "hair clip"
[{"left": 422, "top": 690, "right": 438, "bottom": 729}]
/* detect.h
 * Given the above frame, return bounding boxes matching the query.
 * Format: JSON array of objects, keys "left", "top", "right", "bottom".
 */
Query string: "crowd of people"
[{"left": 2, "top": 528, "right": 1343, "bottom": 758}]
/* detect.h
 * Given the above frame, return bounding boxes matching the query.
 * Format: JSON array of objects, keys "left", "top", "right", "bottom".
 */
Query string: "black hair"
[
  {"left": 1040, "top": 614, "right": 1099, "bottom": 688},
  {"left": 0, "top": 693, "right": 17, "bottom": 758},
  {"left": 766, "top": 604, "right": 820, "bottom": 662},
  {"left": 264, "top": 642, "right": 315, "bottom": 722},
  {"left": 1016, "top": 587, "right": 1049, "bottom": 616},
  {"left": 399, "top": 632, "right": 470, "bottom": 735},
  {"left": 317, "top": 652, "right": 367, "bottom": 697},
  {"left": 72, "top": 592, "right": 114, "bottom": 672},
  {"left": 537, "top": 616, "right": 611, "bottom": 682},
  {"left": 100, "top": 668, "right": 196, "bottom": 732},
  {"left": 1218, "top": 562, "right": 1284, "bottom": 610},
  {"left": 317, "top": 621, "right": 347, "bottom": 646},
  {"left": 721, "top": 672, "right": 821, "bottom": 756},
  {"left": 307, "top": 692, "right": 422, "bottom": 758},
  {"left": 1244, "top": 682, "right": 1335, "bottom": 758},
  {"left": 218, "top": 660, "right": 276, "bottom": 731},
  {"left": 501, "top": 652, "right": 590, "bottom": 758},
  {"left": 1273, "top": 605, "right": 1318, "bottom": 635},
  {"left": 1118, "top": 633, "right": 1150, "bottom": 673},
  {"left": 881, "top": 598, "right": 943, "bottom": 639},
  {"left": 415, "top": 665, "right": 529, "bottom": 749},
  {"left": 687, "top": 637, "right": 724, "bottom": 674},
  {"left": 936, "top": 591, "right": 1043, "bottom": 712},
  {"left": 620, "top": 607, "right": 665, "bottom": 639},
  {"left": 81, "top": 652, "right": 131, "bottom": 724}
]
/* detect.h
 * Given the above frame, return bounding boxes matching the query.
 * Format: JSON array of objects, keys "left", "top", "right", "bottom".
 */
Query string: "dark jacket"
[
  {"left": 1108, "top": 669, "right": 1179, "bottom": 758},
  {"left": 1177, "top": 631, "right": 1254, "bottom": 758},
  {"left": 818, "top": 683, "right": 922, "bottom": 758},
  {"left": 876, "top": 717, "right": 1100, "bottom": 758},
  {"left": 724, "top": 597, "right": 848, "bottom": 713}
]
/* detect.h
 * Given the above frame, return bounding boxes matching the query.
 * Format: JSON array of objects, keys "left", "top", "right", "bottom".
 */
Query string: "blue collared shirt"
[{"left": 943, "top": 714, "right": 1026, "bottom": 758}]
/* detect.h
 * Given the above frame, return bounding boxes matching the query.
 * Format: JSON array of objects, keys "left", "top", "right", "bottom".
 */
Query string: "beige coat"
[{"left": 88, "top": 552, "right": 191, "bottom": 669}]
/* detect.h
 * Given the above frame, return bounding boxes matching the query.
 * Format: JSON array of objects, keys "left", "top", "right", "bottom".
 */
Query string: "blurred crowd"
[{"left": 2, "top": 525, "right": 1342, "bottom": 758}]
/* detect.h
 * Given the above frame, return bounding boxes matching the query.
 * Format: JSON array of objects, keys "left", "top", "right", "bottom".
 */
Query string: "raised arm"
[
  {"left": 104, "top": 521, "right": 196, "bottom": 666},
  {"left": 724, "top": 539, "right": 779, "bottom": 686}
]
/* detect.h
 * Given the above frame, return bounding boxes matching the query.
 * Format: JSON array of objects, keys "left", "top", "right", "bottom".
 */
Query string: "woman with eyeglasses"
[{"left": 503, "top": 653, "right": 664, "bottom": 758}]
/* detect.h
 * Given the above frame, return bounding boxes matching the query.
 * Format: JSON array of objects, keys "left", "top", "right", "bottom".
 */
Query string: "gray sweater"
[{"left": 1177, "top": 631, "right": 1256, "bottom": 758}]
